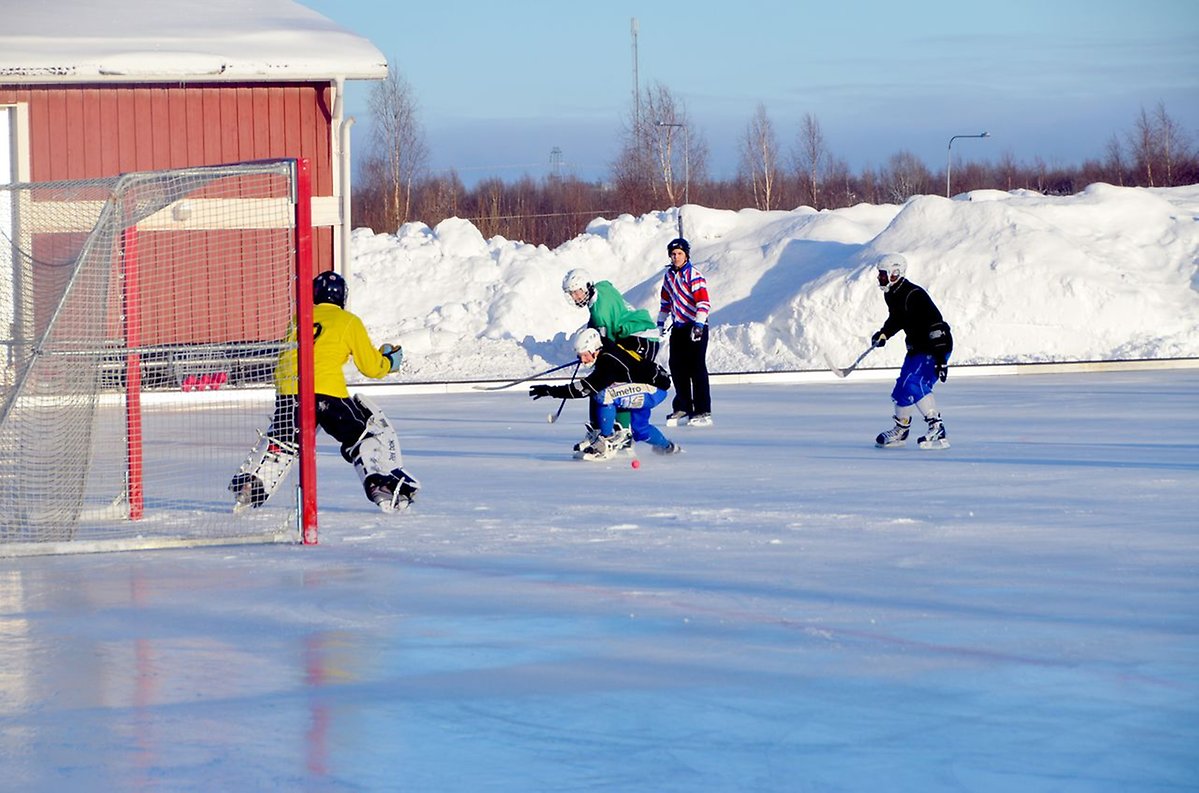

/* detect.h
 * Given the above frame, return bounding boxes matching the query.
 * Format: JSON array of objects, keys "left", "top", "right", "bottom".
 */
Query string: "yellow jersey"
[{"left": 275, "top": 302, "right": 391, "bottom": 397}]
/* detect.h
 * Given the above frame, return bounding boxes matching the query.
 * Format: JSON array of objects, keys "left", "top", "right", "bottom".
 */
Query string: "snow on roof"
[{"left": 0, "top": 0, "right": 387, "bottom": 84}]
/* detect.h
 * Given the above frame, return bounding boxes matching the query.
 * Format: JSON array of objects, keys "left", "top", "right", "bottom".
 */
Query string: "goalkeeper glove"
[
  {"left": 871, "top": 331, "right": 887, "bottom": 348},
  {"left": 529, "top": 384, "right": 553, "bottom": 400},
  {"left": 380, "top": 343, "right": 403, "bottom": 373}
]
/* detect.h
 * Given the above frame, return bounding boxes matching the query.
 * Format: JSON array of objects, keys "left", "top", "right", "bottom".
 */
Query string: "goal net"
[{"left": 0, "top": 159, "right": 317, "bottom": 556}]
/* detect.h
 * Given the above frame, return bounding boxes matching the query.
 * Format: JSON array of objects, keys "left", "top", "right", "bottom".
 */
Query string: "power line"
[{"left": 463, "top": 208, "right": 618, "bottom": 222}]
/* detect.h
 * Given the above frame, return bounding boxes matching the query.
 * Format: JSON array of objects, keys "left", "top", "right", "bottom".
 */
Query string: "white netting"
[{"left": 0, "top": 160, "right": 308, "bottom": 554}]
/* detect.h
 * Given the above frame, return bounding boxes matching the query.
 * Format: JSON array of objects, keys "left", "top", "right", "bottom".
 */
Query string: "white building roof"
[{"left": 0, "top": 0, "right": 387, "bottom": 84}]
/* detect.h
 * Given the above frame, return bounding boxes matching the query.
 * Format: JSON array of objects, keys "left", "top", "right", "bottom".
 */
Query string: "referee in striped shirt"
[{"left": 657, "top": 237, "right": 713, "bottom": 427}]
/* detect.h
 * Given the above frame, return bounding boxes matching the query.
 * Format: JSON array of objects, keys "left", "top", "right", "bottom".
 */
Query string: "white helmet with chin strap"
[
  {"left": 876, "top": 253, "right": 908, "bottom": 291},
  {"left": 573, "top": 327, "right": 604, "bottom": 358},
  {"left": 562, "top": 268, "right": 596, "bottom": 307}
]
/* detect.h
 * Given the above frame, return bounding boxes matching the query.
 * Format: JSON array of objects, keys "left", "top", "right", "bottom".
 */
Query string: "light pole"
[
  {"left": 656, "top": 121, "right": 689, "bottom": 236},
  {"left": 946, "top": 132, "right": 990, "bottom": 197}
]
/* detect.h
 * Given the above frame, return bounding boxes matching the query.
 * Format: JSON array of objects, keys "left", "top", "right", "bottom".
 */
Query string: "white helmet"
[
  {"left": 573, "top": 327, "right": 603, "bottom": 357},
  {"left": 562, "top": 268, "right": 595, "bottom": 307},
  {"left": 876, "top": 253, "right": 908, "bottom": 291}
]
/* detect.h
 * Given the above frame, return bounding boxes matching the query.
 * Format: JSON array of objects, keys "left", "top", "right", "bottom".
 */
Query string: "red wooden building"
[{"left": 0, "top": 0, "right": 387, "bottom": 275}]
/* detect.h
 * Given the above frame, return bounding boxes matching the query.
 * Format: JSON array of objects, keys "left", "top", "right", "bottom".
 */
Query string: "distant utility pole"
[
  {"left": 549, "top": 146, "right": 563, "bottom": 180},
  {"left": 631, "top": 18, "right": 640, "bottom": 130}
]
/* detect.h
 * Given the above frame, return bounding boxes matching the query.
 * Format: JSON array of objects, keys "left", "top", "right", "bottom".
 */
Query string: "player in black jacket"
[
  {"left": 870, "top": 253, "right": 953, "bottom": 449},
  {"left": 530, "top": 328, "right": 681, "bottom": 460}
]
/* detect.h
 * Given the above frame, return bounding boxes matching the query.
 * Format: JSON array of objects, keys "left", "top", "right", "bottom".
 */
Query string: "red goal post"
[{"left": 0, "top": 158, "right": 318, "bottom": 555}]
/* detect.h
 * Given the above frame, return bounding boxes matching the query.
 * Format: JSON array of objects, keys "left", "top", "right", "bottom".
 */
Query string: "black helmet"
[
  {"left": 667, "top": 237, "right": 690, "bottom": 256},
  {"left": 313, "top": 271, "right": 347, "bottom": 307}
]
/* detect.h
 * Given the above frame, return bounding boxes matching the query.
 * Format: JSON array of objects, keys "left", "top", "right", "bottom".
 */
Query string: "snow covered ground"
[
  {"left": 347, "top": 183, "right": 1199, "bottom": 383},
  {"left": 1, "top": 367, "right": 1196, "bottom": 792}
]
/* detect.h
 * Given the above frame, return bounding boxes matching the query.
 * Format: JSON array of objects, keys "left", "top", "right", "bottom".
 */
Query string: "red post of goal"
[
  {"left": 122, "top": 226, "right": 145, "bottom": 520},
  {"left": 294, "top": 158, "right": 318, "bottom": 544}
]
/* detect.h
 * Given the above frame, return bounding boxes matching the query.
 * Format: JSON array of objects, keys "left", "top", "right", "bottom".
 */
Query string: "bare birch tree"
[
  {"left": 881, "top": 151, "right": 932, "bottom": 203},
  {"left": 611, "top": 81, "right": 707, "bottom": 211},
  {"left": 1152, "top": 101, "right": 1191, "bottom": 187},
  {"left": 1129, "top": 106, "right": 1158, "bottom": 187},
  {"left": 611, "top": 110, "right": 657, "bottom": 210},
  {"left": 1123, "top": 102, "right": 1195, "bottom": 188},
  {"left": 1103, "top": 135, "right": 1127, "bottom": 186},
  {"left": 365, "top": 64, "right": 429, "bottom": 229},
  {"left": 738, "top": 103, "right": 779, "bottom": 210},
  {"left": 646, "top": 83, "right": 687, "bottom": 206},
  {"left": 793, "top": 113, "right": 829, "bottom": 209}
]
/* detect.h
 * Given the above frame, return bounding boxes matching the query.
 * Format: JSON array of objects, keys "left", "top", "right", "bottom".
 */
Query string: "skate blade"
[
  {"left": 666, "top": 416, "right": 688, "bottom": 427},
  {"left": 375, "top": 495, "right": 413, "bottom": 514},
  {"left": 918, "top": 438, "right": 951, "bottom": 450},
  {"left": 875, "top": 440, "right": 906, "bottom": 449},
  {"left": 232, "top": 484, "right": 257, "bottom": 514},
  {"left": 576, "top": 451, "right": 618, "bottom": 462}
]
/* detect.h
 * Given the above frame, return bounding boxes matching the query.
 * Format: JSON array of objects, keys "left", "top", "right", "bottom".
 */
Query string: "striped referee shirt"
[{"left": 658, "top": 262, "right": 711, "bottom": 326}]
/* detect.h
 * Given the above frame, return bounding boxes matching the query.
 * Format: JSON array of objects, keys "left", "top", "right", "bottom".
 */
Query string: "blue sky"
[{"left": 301, "top": 0, "right": 1199, "bottom": 186}]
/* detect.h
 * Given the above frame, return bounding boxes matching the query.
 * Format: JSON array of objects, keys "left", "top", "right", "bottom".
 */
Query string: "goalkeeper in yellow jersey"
[{"left": 229, "top": 271, "right": 419, "bottom": 514}]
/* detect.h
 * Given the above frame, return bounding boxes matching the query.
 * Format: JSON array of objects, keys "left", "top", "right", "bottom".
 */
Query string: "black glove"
[
  {"left": 936, "top": 362, "right": 948, "bottom": 382},
  {"left": 690, "top": 323, "right": 705, "bottom": 342},
  {"left": 529, "top": 384, "right": 553, "bottom": 400},
  {"left": 871, "top": 331, "right": 887, "bottom": 348}
]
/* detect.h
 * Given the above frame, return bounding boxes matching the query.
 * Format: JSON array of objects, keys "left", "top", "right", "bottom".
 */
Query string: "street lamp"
[
  {"left": 946, "top": 132, "right": 990, "bottom": 197},
  {"left": 656, "top": 121, "right": 689, "bottom": 236}
]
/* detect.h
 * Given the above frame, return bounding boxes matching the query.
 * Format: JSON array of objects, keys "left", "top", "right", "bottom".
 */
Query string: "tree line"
[{"left": 353, "top": 70, "right": 1198, "bottom": 249}]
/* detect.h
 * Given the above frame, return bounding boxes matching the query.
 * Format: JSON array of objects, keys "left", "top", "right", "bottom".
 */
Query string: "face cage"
[{"left": 565, "top": 284, "right": 593, "bottom": 308}]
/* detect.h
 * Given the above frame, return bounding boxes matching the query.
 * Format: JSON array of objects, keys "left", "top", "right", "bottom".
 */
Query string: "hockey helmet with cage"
[
  {"left": 314, "top": 270, "right": 347, "bottom": 307},
  {"left": 573, "top": 327, "right": 604, "bottom": 358},
  {"left": 666, "top": 237, "right": 690, "bottom": 257},
  {"left": 562, "top": 268, "right": 596, "bottom": 307},
  {"left": 876, "top": 253, "right": 908, "bottom": 291}
]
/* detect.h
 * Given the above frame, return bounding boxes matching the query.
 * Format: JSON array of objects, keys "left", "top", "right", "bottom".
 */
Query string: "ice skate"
[
  {"left": 572, "top": 423, "right": 600, "bottom": 453},
  {"left": 875, "top": 416, "right": 911, "bottom": 448},
  {"left": 367, "top": 480, "right": 399, "bottom": 513},
  {"left": 917, "top": 417, "right": 950, "bottom": 450},
  {"left": 366, "top": 472, "right": 420, "bottom": 514},
  {"left": 652, "top": 441, "right": 683, "bottom": 455},
  {"left": 574, "top": 422, "right": 630, "bottom": 455},
  {"left": 610, "top": 422, "right": 633, "bottom": 452},
  {"left": 575, "top": 434, "right": 618, "bottom": 461},
  {"left": 230, "top": 475, "right": 260, "bottom": 515},
  {"left": 666, "top": 410, "right": 689, "bottom": 427},
  {"left": 687, "top": 413, "right": 713, "bottom": 428}
]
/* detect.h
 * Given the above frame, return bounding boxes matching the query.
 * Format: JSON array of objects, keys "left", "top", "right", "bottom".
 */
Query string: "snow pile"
[{"left": 348, "top": 183, "right": 1199, "bottom": 382}]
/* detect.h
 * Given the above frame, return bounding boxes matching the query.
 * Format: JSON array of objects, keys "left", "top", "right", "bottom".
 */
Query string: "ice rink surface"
[{"left": 1, "top": 369, "right": 1196, "bottom": 792}]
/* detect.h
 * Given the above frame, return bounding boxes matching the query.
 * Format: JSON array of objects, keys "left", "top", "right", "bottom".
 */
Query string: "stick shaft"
[
  {"left": 829, "top": 346, "right": 875, "bottom": 378},
  {"left": 473, "top": 360, "right": 577, "bottom": 390},
  {"left": 547, "top": 361, "right": 581, "bottom": 422}
]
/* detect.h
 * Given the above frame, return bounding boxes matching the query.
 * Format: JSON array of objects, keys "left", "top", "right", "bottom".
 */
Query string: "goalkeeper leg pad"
[
  {"left": 230, "top": 433, "right": 298, "bottom": 512},
  {"left": 347, "top": 399, "right": 416, "bottom": 510}
]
